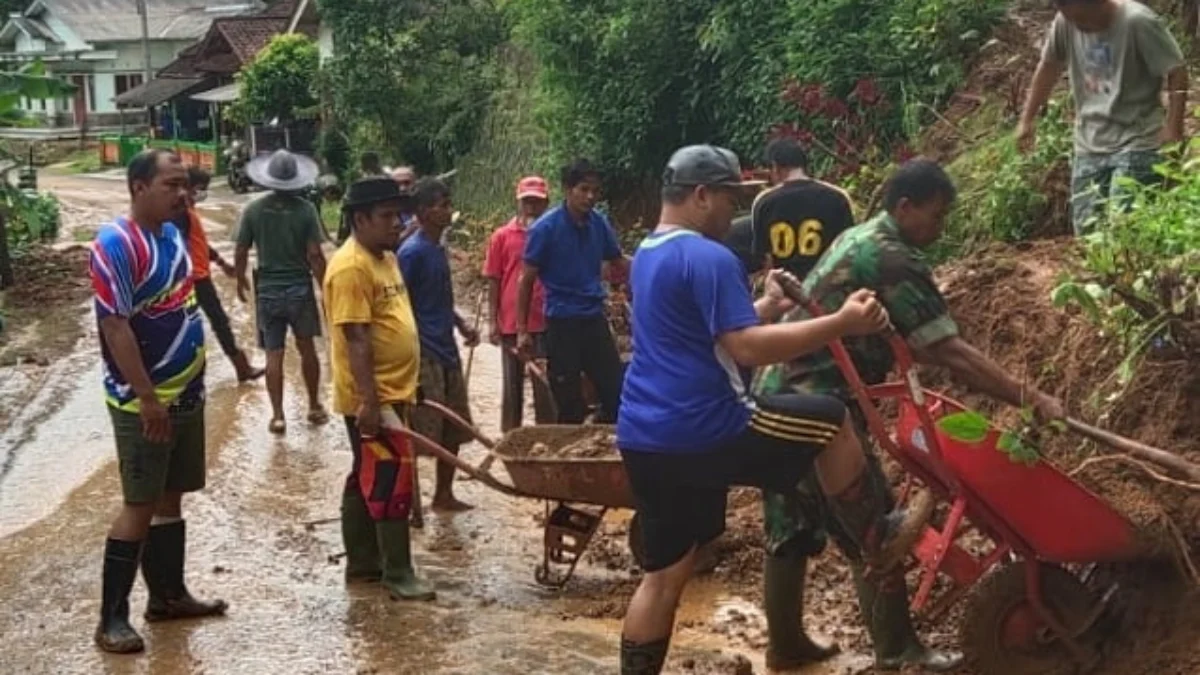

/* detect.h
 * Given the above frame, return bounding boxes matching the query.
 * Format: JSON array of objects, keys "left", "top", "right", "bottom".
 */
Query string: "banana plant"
[{"left": 0, "top": 61, "right": 76, "bottom": 289}]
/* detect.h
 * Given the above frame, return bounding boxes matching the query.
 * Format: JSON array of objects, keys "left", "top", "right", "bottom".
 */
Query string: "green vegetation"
[
  {"left": 934, "top": 98, "right": 1073, "bottom": 261},
  {"left": 4, "top": 191, "right": 60, "bottom": 248},
  {"left": 231, "top": 34, "right": 320, "bottom": 125},
  {"left": 1052, "top": 149, "right": 1200, "bottom": 393},
  {"left": 512, "top": 0, "right": 1006, "bottom": 200},
  {"left": 60, "top": 148, "right": 102, "bottom": 175},
  {"left": 321, "top": 0, "right": 506, "bottom": 174}
]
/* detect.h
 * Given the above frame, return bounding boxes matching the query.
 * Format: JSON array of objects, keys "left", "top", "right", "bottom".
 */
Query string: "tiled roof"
[{"left": 214, "top": 16, "right": 287, "bottom": 63}]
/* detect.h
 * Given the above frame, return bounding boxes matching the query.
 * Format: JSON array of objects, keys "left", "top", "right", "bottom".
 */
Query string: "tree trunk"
[{"left": 0, "top": 211, "right": 13, "bottom": 289}]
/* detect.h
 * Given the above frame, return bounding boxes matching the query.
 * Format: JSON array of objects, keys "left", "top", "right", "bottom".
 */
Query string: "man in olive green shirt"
[
  {"left": 1017, "top": 0, "right": 1187, "bottom": 234},
  {"left": 235, "top": 150, "right": 329, "bottom": 434}
]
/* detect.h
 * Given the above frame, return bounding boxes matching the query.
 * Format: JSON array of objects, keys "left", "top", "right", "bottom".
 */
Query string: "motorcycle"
[{"left": 223, "top": 140, "right": 252, "bottom": 194}]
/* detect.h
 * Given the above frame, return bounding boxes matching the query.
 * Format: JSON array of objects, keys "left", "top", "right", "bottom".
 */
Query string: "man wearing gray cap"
[
  {"left": 234, "top": 149, "right": 330, "bottom": 434},
  {"left": 616, "top": 145, "right": 920, "bottom": 674}
]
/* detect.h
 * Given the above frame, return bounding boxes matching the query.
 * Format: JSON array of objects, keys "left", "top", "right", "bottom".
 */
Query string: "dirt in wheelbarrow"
[{"left": 522, "top": 428, "right": 619, "bottom": 459}]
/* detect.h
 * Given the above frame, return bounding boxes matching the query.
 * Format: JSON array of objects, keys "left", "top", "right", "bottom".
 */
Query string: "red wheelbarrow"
[{"left": 806, "top": 303, "right": 1143, "bottom": 674}]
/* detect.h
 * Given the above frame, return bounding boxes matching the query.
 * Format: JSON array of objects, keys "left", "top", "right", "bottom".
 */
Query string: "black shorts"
[{"left": 620, "top": 393, "right": 846, "bottom": 572}]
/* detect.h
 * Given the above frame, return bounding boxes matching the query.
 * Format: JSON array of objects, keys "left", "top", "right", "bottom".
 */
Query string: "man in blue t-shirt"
[
  {"left": 398, "top": 178, "right": 481, "bottom": 514},
  {"left": 517, "top": 158, "right": 628, "bottom": 423},
  {"left": 616, "top": 145, "right": 916, "bottom": 675}
]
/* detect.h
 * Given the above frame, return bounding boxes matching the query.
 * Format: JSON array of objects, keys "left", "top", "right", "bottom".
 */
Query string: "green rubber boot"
[
  {"left": 851, "top": 564, "right": 963, "bottom": 672},
  {"left": 341, "top": 491, "right": 382, "bottom": 583},
  {"left": 764, "top": 551, "right": 841, "bottom": 670},
  {"left": 375, "top": 519, "right": 436, "bottom": 601}
]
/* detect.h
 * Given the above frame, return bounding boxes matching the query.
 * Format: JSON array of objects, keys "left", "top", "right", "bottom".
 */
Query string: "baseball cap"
[
  {"left": 516, "top": 175, "right": 549, "bottom": 200},
  {"left": 662, "top": 145, "right": 766, "bottom": 189}
]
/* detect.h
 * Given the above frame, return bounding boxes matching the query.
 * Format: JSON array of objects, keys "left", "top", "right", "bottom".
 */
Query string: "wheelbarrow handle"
[
  {"left": 416, "top": 398, "right": 497, "bottom": 450},
  {"left": 388, "top": 424, "right": 524, "bottom": 497}
]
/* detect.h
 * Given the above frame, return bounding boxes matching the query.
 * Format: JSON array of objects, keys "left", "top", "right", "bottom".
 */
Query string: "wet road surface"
[{"left": 0, "top": 175, "right": 859, "bottom": 674}]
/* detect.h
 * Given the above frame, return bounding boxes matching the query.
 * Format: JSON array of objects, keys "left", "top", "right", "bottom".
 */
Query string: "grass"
[
  {"left": 60, "top": 149, "right": 103, "bottom": 175},
  {"left": 320, "top": 199, "right": 341, "bottom": 238}
]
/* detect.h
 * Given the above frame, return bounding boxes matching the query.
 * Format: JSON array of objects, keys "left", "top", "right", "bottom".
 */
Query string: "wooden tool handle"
[{"left": 1067, "top": 417, "right": 1200, "bottom": 482}]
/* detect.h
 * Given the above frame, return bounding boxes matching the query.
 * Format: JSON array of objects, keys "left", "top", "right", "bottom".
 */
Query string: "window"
[
  {"left": 114, "top": 73, "right": 144, "bottom": 97},
  {"left": 86, "top": 74, "right": 95, "bottom": 112}
]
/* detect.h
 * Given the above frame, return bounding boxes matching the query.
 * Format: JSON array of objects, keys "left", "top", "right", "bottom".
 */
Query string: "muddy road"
[{"left": 0, "top": 175, "right": 863, "bottom": 674}]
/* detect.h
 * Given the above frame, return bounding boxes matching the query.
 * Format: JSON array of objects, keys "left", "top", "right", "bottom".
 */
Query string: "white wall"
[
  {"left": 107, "top": 40, "right": 186, "bottom": 72},
  {"left": 92, "top": 71, "right": 115, "bottom": 113}
]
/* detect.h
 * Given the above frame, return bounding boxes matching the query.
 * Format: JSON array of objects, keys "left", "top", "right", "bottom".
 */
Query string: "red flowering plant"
[{"left": 770, "top": 77, "right": 913, "bottom": 211}]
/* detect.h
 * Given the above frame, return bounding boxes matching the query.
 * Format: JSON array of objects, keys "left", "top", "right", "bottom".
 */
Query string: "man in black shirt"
[{"left": 750, "top": 137, "right": 855, "bottom": 281}]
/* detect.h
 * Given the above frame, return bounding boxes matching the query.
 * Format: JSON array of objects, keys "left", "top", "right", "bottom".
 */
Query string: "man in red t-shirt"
[{"left": 483, "top": 176, "right": 556, "bottom": 431}]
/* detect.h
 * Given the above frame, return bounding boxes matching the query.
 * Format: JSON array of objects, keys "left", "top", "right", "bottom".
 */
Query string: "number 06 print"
[{"left": 769, "top": 219, "right": 823, "bottom": 259}]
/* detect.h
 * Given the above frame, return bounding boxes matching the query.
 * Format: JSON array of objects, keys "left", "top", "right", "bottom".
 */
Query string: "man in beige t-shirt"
[{"left": 1017, "top": 0, "right": 1186, "bottom": 234}]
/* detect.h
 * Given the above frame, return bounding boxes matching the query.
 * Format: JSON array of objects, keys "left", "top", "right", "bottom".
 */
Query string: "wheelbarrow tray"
[
  {"left": 492, "top": 425, "right": 636, "bottom": 509},
  {"left": 894, "top": 398, "right": 1139, "bottom": 563}
]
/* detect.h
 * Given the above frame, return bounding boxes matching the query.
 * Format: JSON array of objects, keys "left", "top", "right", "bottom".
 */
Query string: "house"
[
  {"left": 113, "top": 0, "right": 313, "bottom": 143},
  {"left": 0, "top": 0, "right": 269, "bottom": 137}
]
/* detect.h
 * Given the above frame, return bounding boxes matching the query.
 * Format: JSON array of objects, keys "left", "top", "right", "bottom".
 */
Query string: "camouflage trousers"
[
  {"left": 1070, "top": 149, "right": 1161, "bottom": 236},
  {"left": 762, "top": 405, "right": 894, "bottom": 557}
]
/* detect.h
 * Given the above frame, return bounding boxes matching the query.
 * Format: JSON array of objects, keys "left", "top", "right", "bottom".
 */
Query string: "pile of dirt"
[
  {"left": 527, "top": 429, "right": 618, "bottom": 459},
  {"left": 932, "top": 239, "right": 1200, "bottom": 558},
  {"left": 0, "top": 244, "right": 91, "bottom": 363}
]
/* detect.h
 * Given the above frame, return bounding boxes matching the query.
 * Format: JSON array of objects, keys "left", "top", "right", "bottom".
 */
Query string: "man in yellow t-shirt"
[{"left": 323, "top": 176, "right": 433, "bottom": 601}]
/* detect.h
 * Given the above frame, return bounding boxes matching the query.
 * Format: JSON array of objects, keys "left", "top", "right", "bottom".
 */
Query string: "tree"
[
  {"left": 320, "top": 0, "right": 505, "bottom": 173},
  {"left": 234, "top": 33, "right": 319, "bottom": 124}
]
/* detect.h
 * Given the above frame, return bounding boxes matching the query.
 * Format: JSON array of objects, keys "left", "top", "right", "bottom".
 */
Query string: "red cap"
[{"left": 516, "top": 175, "right": 549, "bottom": 200}]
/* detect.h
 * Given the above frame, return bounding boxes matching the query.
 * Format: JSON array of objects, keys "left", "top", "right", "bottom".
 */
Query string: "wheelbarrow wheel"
[{"left": 962, "top": 562, "right": 1101, "bottom": 675}]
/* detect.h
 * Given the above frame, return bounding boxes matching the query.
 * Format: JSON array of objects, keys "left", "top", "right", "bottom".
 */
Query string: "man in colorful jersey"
[
  {"left": 484, "top": 175, "right": 555, "bottom": 431},
  {"left": 750, "top": 137, "right": 856, "bottom": 280},
  {"left": 1018, "top": 0, "right": 1186, "bottom": 233},
  {"left": 89, "top": 149, "right": 227, "bottom": 654},
  {"left": 759, "top": 159, "right": 1065, "bottom": 671},
  {"left": 399, "top": 177, "right": 481, "bottom": 513},
  {"left": 517, "top": 158, "right": 628, "bottom": 424},
  {"left": 325, "top": 176, "right": 434, "bottom": 601},
  {"left": 617, "top": 145, "right": 916, "bottom": 675},
  {"left": 175, "top": 166, "right": 263, "bottom": 383}
]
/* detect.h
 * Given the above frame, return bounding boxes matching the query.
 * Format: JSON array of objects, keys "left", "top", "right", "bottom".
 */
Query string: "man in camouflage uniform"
[{"left": 757, "top": 159, "right": 1065, "bottom": 672}]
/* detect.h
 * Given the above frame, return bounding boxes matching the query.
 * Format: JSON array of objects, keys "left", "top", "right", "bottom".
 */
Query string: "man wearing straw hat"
[
  {"left": 234, "top": 149, "right": 329, "bottom": 434},
  {"left": 324, "top": 176, "right": 434, "bottom": 601}
]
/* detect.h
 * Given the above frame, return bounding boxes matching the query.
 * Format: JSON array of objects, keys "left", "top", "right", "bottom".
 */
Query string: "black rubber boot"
[
  {"left": 141, "top": 520, "right": 228, "bottom": 622},
  {"left": 764, "top": 552, "right": 840, "bottom": 670},
  {"left": 95, "top": 538, "right": 144, "bottom": 654},
  {"left": 376, "top": 519, "right": 435, "bottom": 601},
  {"left": 620, "top": 635, "right": 670, "bottom": 675},
  {"left": 342, "top": 490, "right": 382, "bottom": 583},
  {"left": 851, "top": 564, "right": 963, "bottom": 672}
]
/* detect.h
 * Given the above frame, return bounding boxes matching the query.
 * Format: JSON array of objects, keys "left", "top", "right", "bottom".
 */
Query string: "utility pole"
[
  {"left": 137, "top": 0, "right": 152, "bottom": 85},
  {"left": 136, "top": 0, "right": 153, "bottom": 135}
]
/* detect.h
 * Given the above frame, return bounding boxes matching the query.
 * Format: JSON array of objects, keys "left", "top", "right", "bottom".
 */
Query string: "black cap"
[
  {"left": 342, "top": 176, "right": 414, "bottom": 211},
  {"left": 662, "top": 145, "right": 766, "bottom": 189}
]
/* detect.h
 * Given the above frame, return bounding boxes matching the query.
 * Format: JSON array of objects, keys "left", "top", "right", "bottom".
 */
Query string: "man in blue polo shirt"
[
  {"left": 517, "top": 158, "right": 628, "bottom": 423},
  {"left": 616, "top": 145, "right": 917, "bottom": 675},
  {"left": 399, "top": 177, "right": 481, "bottom": 513}
]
